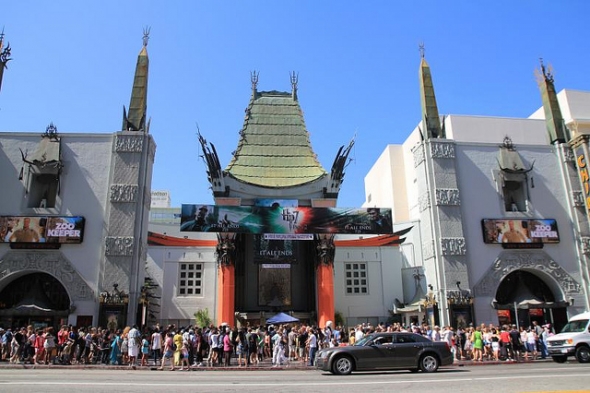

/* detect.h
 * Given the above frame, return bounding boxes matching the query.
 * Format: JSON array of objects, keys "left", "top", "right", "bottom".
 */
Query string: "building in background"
[{"left": 151, "top": 190, "right": 171, "bottom": 208}]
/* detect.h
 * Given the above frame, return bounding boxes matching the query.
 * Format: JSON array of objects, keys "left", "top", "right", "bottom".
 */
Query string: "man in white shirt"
[{"left": 306, "top": 328, "right": 318, "bottom": 366}]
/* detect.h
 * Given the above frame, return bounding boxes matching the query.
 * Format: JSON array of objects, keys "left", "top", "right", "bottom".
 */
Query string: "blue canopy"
[{"left": 266, "top": 312, "right": 299, "bottom": 324}]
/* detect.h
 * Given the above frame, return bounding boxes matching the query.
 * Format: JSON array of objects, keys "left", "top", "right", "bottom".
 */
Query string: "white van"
[{"left": 545, "top": 311, "right": 590, "bottom": 363}]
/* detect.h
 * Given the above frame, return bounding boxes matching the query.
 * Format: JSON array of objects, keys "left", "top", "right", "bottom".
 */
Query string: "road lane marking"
[{"left": 1, "top": 373, "right": 590, "bottom": 387}]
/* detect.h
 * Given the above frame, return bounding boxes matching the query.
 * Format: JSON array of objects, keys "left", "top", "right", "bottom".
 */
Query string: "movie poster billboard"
[
  {"left": 481, "top": 219, "right": 559, "bottom": 244},
  {"left": 180, "top": 204, "right": 393, "bottom": 235},
  {"left": 0, "top": 216, "right": 85, "bottom": 244}
]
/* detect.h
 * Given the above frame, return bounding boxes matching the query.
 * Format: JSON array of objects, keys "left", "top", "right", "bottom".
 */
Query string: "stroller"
[
  {"left": 58, "top": 340, "right": 74, "bottom": 365},
  {"left": 87, "top": 341, "right": 102, "bottom": 364}
]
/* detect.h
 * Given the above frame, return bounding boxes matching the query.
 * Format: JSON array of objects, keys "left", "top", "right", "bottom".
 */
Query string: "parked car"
[
  {"left": 315, "top": 332, "right": 453, "bottom": 375},
  {"left": 546, "top": 311, "right": 590, "bottom": 363}
]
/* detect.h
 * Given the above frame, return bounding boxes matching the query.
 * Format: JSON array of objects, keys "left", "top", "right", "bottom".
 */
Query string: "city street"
[{"left": 0, "top": 362, "right": 589, "bottom": 393}]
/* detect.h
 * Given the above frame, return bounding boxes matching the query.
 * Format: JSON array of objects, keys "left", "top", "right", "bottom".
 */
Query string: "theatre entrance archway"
[
  {"left": 0, "top": 272, "right": 71, "bottom": 328},
  {"left": 493, "top": 270, "right": 568, "bottom": 331}
]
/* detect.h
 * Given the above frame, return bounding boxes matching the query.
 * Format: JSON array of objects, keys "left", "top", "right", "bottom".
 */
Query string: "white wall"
[{"left": 334, "top": 244, "right": 404, "bottom": 325}]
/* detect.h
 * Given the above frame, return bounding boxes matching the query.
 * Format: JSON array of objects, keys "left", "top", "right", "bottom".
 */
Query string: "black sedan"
[{"left": 315, "top": 332, "right": 454, "bottom": 375}]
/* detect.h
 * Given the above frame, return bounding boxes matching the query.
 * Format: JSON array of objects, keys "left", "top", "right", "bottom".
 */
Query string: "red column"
[
  {"left": 316, "top": 263, "right": 334, "bottom": 327},
  {"left": 217, "top": 264, "right": 235, "bottom": 326}
]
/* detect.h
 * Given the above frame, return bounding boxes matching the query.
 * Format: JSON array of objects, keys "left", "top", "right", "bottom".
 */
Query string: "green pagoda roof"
[{"left": 225, "top": 90, "right": 327, "bottom": 188}]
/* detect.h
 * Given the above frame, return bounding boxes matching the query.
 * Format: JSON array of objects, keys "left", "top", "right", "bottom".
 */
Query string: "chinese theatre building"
[
  {"left": 0, "top": 33, "right": 155, "bottom": 330},
  {"left": 167, "top": 73, "right": 412, "bottom": 328},
  {"left": 367, "top": 52, "right": 590, "bottom": 332}
]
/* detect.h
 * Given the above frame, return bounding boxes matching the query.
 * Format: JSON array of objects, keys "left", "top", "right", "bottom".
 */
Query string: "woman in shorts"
[{"left": 158, "top": 332, "right": 175, "bottom": 371}]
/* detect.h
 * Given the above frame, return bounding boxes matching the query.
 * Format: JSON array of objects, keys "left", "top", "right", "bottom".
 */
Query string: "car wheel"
[
  {"left": 331, "top": 355, "right": 354, "bottom": 375},
  {"left": 576, "top": 346, "right": 590, "bottom": 363},
  {"left": 419, "top": 353, "right": 439, "bottom": 373},
  {"left": 552, "top": 355, "right": 567, "bottom": 363}
]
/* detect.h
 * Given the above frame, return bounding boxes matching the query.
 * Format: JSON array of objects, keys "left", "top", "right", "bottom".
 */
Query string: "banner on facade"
[
  {"left": 180, "top": 204, "right": 393, "bottom": 234},
  {"left": 254, "top": 235, "right": 298, "bottom": 264},
  {"left": 0, "top": 216, "right": 85, "bottom": 244},
  {"left": 481, "top": 218, "right": 559, "bottom": 244},
  {"left": 263, "top": 233, "right": 314, "bottom": 240}
]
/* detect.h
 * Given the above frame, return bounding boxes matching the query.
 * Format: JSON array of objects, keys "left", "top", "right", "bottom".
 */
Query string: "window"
[
  {"left": 345, "top": 262, "right": 368, "bottom": 295},
  {"left": 27, "top": 172, "right": 59, "bottom": 208},
  {"left": 501, "top": 173, "right": 528, "bottom": 212},
  {"left": 178, "top": 263, "right": 203, "bottom": 296}
]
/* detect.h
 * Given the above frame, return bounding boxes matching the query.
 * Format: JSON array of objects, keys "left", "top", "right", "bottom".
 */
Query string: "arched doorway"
[
  {"left": 0, "top": 272, "right": 70, "bottom": 329},
  {"left": 494, "top": 270, "right": 568, "bottom": 331}
]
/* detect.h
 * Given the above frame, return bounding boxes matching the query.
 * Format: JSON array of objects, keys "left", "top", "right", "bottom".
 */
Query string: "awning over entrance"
[{"left": 266, "top": 312, "right": 300, "bottom": 324}]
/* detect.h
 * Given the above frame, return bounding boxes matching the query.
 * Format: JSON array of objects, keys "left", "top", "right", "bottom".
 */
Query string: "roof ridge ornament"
[
  {"left": 250, "top": 70, "right": 259, "bottom": 97},
  {"left": 501, "top": 135, "right": 514, "bottom": 150},
  {"left": 290, "top": 71, "right": 298, "bottom": 100}
]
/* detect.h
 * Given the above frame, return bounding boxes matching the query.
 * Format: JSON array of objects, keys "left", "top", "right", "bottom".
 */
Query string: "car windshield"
[{"left": 560, "top": 319, "right": 589, "bottom": 333}]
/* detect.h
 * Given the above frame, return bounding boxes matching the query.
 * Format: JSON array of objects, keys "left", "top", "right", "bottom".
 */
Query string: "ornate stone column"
[
  {"left": 216, "top": 233, "right": 237, "bottom": 326},
  {"left": 315, "top": 234, "right": 335, "bottom": 327}
]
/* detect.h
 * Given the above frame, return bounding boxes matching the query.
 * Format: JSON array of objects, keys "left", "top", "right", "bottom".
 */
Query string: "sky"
[{"left": 1, "top": 1, "right": 589, "bottom": 208}]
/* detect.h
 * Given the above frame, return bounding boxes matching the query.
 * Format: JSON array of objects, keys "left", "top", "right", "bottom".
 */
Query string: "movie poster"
[
  {"left": 481, "top": 219, "right": 559, "bottom": 244},
  {"left": 258, "top": 265, "right": 291, "bottom": 307},
  {"left": 0, "top": 216, "right": 85, "bottom": 244}
]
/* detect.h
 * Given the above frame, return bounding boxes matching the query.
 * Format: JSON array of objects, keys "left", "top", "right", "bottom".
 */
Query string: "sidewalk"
[
  {"left": 454, "top": 356, "right": 553, "bottom": 366},
  {"left": 0, "top": 357, "right": 315, "bottom": 371},
  {"left": 0, "top": 356, "right": 553, "bottom": 371}
]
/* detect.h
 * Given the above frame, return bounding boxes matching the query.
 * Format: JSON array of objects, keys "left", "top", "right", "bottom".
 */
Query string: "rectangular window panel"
[
  {"left": 344, "top": 262, "right": 369, "bottom": 296},
  {"left": 178, "top": 262, "right": 204, "bottom": 296}
]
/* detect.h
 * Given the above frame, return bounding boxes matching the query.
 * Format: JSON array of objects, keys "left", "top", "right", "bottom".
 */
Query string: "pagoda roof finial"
[
  {"left": 419, "top": 41, "right": 425, "bottom": 59},
  {"left": 122, "top": 29, "right": 150, "bottom": 132},
  {"left": 535, "top": 58, "right": 568, "bottom": 143},
  {"left": 142, "top": 26, "right": 150, "bottom": 47},
  {"left": 290, "top": 71, "right": 298, "bottom": 100},
  {"left": 0, "top": 27, "right": 12, "bottom": 93},
  {"left": 538, "top": 57, "right": 553, "bottom": 83},
  {"left": 250, "top": 70, "right": 259, "bottom": 98}
]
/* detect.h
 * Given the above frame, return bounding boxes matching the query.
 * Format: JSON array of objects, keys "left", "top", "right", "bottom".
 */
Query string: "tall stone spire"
[
  {"left": 0, "top": 28, "right": 12, "bottom": 93},
  {"left": 122, "top": 28, "right": 150, "bottom": 132},
  {"left": 418, "top": 44, "right": 444, "bottom": 139},
  {"left": 536, "top": 59, "right": 569, "bottom": 144}
]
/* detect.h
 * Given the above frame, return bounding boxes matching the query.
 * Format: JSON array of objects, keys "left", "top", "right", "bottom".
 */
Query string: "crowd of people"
[
  {"left": 0, "top": 319, "right": 552, "bottom": 369},
  {"left": 0, "top": 321, "right": 341, "bottom": 370},
  {"left": 358, "top": 320, "right": 552, "bottom": 362}
]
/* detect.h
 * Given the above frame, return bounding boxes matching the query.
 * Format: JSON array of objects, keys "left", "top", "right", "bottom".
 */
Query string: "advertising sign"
[
  {"left": 180, "top": 204, "right": 393, "bottom": 235},
  {"left": 481, "top": 218, "right": 559, "bottom": 244},
  {"left": 575, "top": 146, "right": 590, "bottom": 214},
  {"left": 0, "top": 216, "right": 85, "bottom": 244}
]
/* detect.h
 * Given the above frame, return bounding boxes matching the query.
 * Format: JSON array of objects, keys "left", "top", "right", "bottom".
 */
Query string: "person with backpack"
[{"left": 248, "top": 329, "right": 259, "bottom": 366}]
